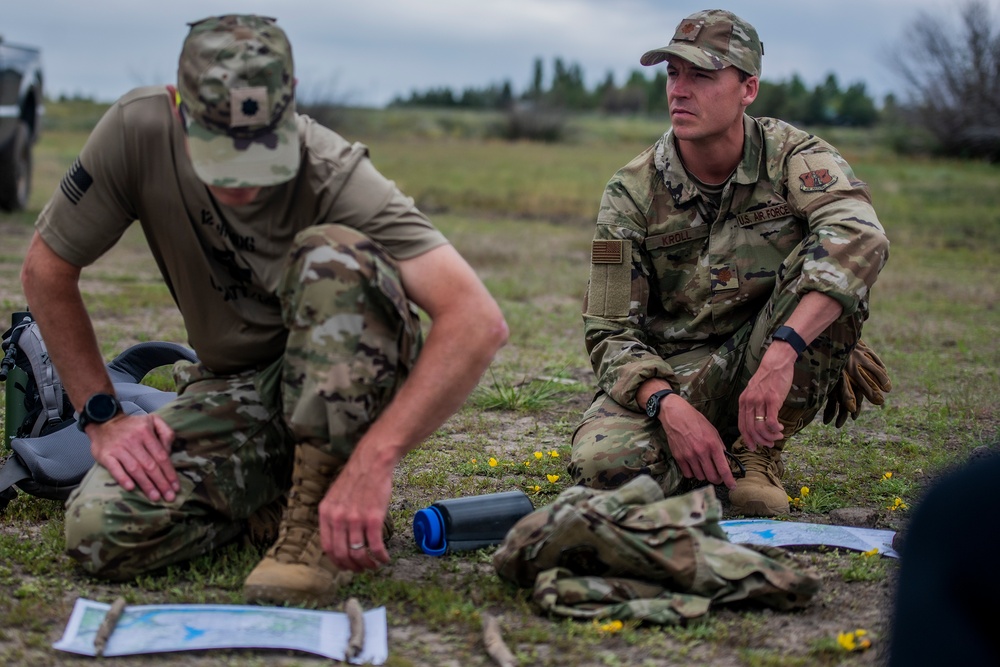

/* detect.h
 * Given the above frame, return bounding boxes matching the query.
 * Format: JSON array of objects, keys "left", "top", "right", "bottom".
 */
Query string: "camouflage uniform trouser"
[
  {"left": 569, "top": 247, "right": 865, "bottom": 496},
  {"left": 65, "top": 225, "right": 422, "bottom": 580}
]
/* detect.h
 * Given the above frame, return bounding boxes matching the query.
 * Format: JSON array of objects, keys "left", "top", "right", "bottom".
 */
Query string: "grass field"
[{"left": 0, "top": 100, "right": 997, "bottom": 666}]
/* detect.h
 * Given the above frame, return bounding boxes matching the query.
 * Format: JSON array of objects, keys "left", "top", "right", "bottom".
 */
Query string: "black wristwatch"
[
  {"left": 645, "top": 389, "right": 675, "bottom": 419},
  {"left": 77, "top": 393, "right": 122, "bottom": 432}
]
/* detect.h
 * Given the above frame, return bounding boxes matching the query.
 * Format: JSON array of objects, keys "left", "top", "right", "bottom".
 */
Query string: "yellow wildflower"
[
  {"left": 882, "top": 471, "right": 893, "bottom": 480},
  {"left": 488, "top": 457, "right": 498, "bottom": 468},
  {"left": 547, "top": 474, "right": 560, "bottom": 484},
  {"left": 534, "top": 451, "right": 543, "bottom": 460},
  {"left": 530, "top": 485, "right": 541, "bottom": 494},
  {"left": 888, "top": 497, "right": 907, "bottom": 511},
  {"left": 471, "top": 458, "right": 477, "bottom": 464},
  {"left": 549, "top": 450, "right": 560, "bottom": 458},
  {"left": 800, "top": 486, "right": 810, "bottom": 497},
  {"left": 862, "top": 548, "right": 879, "bottom": 558},
  {"left": 837, "top": 629, "right": 872, "bottom": 651},
  {"left": 597, "top": 619, "right": 624, "bottom": 633}
]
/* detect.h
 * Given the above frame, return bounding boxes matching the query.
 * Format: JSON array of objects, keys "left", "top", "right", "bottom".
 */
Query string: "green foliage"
[
  {"left": 470, "top": 370, "right": 578, "bottom": 412},
  {"left": 391, "top": 55, "right": 881, "bottom": 129},
  {"left": 839, "top": 551, "right": 889, "bottom": 583},
  {"left": 749, "top": 73, "right": 879, "bottom": 127}
]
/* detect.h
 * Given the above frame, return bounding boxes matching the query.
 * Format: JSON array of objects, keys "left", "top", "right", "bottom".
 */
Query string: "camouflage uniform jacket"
[
  {"left": 493, "top": 476, "right": 820, "bottom": 624},
  {"left": 584, "top": 114, "right": 889, "bottom": 411}
]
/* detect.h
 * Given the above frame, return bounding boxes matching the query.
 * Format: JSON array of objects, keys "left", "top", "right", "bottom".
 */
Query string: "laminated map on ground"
[
  {"left": 53, "top": 597, "right": 388, "bottom": 663},
  {"left": 720, "top": 519, "right": 899, "bottom": 558}
]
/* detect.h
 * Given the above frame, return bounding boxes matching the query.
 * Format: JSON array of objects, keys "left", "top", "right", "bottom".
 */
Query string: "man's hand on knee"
[{"left": 89, "top": 414, "right": 179, "bottom": 503}]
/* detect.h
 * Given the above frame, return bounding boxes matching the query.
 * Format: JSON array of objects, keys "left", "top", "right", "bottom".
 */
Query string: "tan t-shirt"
[{"left": 37, "top": 86, "right": 448, "bottom": 373}]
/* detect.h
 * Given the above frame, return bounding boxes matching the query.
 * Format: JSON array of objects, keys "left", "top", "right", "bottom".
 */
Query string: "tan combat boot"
[
  {"left": 243, "top": 444, "right": 352, "bottom": 607},
  {"left": 728, "top": 438, "right": 789, "bottom": 516},
  {"left": 728, "top": 409, "right": 812, "bottom": 516}
]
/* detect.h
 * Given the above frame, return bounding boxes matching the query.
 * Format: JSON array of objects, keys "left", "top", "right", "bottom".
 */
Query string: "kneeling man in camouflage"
[{"left": 569, "top": 9, "right": 891, "bottom": 516}]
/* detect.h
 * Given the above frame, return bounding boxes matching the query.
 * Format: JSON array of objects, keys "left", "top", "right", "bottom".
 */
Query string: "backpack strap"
[
  {"left": 105, "top": 341, "right": 198, "bottom": 384},
  {"left": 17, "top": 322, "right": 67, "bottom": 437}
]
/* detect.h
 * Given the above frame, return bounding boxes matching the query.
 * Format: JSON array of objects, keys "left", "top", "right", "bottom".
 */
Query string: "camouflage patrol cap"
[
  {"left": 178, "top": 14, "right": 299, "bottom": 187},
  {"left": 640, "top": 9, "right": 763, "bottom": 77}
]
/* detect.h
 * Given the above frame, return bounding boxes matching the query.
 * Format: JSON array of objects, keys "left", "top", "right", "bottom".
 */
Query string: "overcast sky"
[{"left": 4, "top": 0, "right": 996, "bottom": 108}]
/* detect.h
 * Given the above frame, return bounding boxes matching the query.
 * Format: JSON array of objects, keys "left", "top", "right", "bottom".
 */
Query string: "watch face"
[
  {"left": 645, "top": 395, "right": 658, "bottom": 418},
  {"left": 87, "top": 393, "right": 120, "bottom": 421}
]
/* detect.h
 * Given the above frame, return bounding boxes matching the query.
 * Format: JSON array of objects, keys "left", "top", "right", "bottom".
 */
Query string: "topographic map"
[
  {"left": 720, "top": 520, "right": 898, "bottom": 557},
  {"left": 54, "top": 598, "right": 388, "bottom": 663}
]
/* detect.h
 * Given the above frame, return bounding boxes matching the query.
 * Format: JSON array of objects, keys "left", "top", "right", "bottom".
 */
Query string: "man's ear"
[{"left": 741, "top": 76, "right": 759, "bottom": 109}]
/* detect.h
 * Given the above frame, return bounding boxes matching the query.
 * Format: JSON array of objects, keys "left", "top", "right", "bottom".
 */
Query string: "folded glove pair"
[{"left": 823, "top": 339, "right": 893, "bottom": 428}]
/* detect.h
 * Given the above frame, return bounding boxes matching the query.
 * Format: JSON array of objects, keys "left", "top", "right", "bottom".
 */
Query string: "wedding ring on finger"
[
  {"left": 349, "top": 542, "right": 366, "bottom": 550},
  {"left": 755, "top": 416, "right": 766, "bottom": 421}
]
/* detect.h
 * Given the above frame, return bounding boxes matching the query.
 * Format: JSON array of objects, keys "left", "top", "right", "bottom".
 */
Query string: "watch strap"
[{"left": 772, "top": 325, "right": 808, "bottom": 357}]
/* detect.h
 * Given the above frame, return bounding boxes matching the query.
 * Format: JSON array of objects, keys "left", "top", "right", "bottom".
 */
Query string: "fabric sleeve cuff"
[{"left": 604, "top": 360, "right": 677, "bottom": 412}]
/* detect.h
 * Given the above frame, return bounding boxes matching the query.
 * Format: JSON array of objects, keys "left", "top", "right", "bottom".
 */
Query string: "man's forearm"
[
  {"left": 777, "top": 291, "right": 844, "bottom": 347},
  {"left": 21, "top": 233, "right": 114, "bottom": 412}
]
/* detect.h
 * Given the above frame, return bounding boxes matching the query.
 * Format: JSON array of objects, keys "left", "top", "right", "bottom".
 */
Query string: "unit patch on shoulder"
[
  {"left": 787, "top": 152, "right": 852, "bottom": 210},
  {"left": 798, "top": 168, "right": 838, "bottom": 192},
  {"left": 591, "top": 239, "right": 624, "bottom": 264}
]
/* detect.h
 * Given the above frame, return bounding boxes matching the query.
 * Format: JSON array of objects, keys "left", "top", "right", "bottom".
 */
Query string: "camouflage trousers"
[
  {"left": 570, "top": 251, "right": 865, "bottom": 496},
  {"left": 65, "top": 224, "right": 422, "bottom": 580}
]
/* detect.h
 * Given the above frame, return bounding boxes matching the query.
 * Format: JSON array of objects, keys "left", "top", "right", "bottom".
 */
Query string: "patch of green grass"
[
  {"left": 839, "top": 551, "right": 889, "bottom": 583},
  {"left": 470, "top": 369, "right": 579, "bottom": 412}
]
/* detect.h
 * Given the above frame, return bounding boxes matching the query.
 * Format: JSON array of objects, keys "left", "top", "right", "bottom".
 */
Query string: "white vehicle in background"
[{"left": 0, "top": 36, "right": 43, "bottom": 211}]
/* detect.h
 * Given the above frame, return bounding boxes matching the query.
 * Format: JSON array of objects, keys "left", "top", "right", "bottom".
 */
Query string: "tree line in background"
[
  {"left": 391, "top": 59, "right": 880, "bottom": 128},
  {"left": 389, "top": 1, "right": 998, "bottom": 162}
]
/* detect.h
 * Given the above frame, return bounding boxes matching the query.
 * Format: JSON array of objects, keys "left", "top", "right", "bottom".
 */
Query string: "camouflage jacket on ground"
[
  {"left": 584, "top": 115, "right": 890, "bottom": 411},
  {"left": 493, "top": 476, "right": 821, "bottom": 624}
]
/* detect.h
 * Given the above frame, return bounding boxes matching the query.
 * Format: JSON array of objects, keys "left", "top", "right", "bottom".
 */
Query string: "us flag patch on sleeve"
[
  {"left": 59, "top": 158, "right": 93, "bottom": 205},
  {"left": 591, "top": 240, "right": 624, "bottom": 264}
]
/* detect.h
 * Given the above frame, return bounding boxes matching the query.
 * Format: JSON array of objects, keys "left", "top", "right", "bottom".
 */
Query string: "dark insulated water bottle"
[{"left": 412, "top": 490, "right": 535, "bottom": 556}]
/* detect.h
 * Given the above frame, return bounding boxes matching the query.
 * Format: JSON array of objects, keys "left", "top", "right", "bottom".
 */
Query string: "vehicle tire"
[{"left": 0, "top": 121, "right": 32, "bottom": 212}]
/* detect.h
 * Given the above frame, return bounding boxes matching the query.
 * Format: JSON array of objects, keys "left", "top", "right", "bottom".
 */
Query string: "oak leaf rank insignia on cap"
[{"left": 231, "top": 87, "right": 270, "bottom": 127}]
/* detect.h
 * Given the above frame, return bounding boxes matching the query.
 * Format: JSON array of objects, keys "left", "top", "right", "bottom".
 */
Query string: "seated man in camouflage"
[{"left": 569, "top": 9, "right": 890, "bottom": 516}]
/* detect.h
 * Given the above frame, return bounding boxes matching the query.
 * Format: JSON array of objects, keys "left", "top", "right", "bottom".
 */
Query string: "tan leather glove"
[{"left": 823, "top": 339, "right": 893, "bottom": 428}]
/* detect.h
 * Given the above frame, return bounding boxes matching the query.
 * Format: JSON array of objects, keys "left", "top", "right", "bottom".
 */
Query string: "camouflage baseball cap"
[
  {"left": 177, "top": 15, "right": 299, "bottom": 187},
  {"left": 640, "top": 9, "right": 763, "bottom": 77}
]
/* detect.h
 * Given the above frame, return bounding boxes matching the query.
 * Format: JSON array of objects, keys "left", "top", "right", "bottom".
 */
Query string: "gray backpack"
[{"left": 0, "top": 312, "right": 197, "bottom": 510}]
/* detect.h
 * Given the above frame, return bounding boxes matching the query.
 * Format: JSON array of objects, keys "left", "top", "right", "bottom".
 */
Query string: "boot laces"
[{"left": 738, "top": 446, "right": 780, "bottom": 476}]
